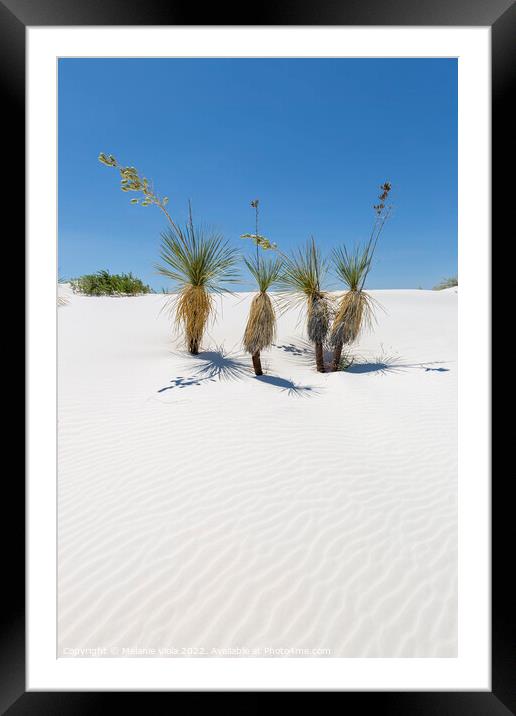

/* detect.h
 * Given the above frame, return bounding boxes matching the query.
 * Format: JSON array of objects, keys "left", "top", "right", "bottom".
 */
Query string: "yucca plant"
[
  {"left": 279, "top": 237, "right": 331, "bottom": 373},
  {"left": 241, "top": 199, "right": 282, "bottom": 375},
  {"left": 329, "top": 181, "right": 392, "bottom": 371},
  {"left": 243, "top": 258, "right": 283, "bottom": 375},
  {"left": 329, "top": 245, "right": 377, "bottom": 370},
  {"left": 156, "top": 210, "right": 239, "bottom": 354},
  {"left": 100, "top": 152, "right": 239, "bottom": 353}
]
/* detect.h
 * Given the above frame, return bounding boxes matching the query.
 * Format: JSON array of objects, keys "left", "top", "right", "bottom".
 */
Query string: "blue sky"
[{"left": 58, "top": 58, "right": 457, "bottom": 290}]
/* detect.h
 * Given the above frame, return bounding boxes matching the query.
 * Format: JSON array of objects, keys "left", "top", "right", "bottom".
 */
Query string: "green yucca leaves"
[
  {"left": 155, "top": 222, "right": 240, "bottom": 293},
  {"left": 332, "top": 244, "right": 372, "bottom": 291},
  {"left": 279, "top": 236, "right": 327, "bottom": 300},
  {"left": 156, "top": 219, "right": 239, "bottom": 353},
  {"left": 244, "top": 254, "right": 283, "bottom": 293}
]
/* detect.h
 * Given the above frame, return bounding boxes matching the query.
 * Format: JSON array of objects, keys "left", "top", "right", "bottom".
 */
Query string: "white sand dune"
[
  {"left": 57, "top": 288, "right": 457, "bottom": 658},
  {"left": 57, "top": 281, "right": 74, "bottom": 306}
]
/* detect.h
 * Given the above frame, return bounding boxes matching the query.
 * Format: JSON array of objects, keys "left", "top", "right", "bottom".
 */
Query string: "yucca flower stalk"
[
  {"left": 241, "top": 199, "right": 282, "bottom": 375},
  {"left": 329, "top": 182, "right": 392, "bottom": 371},
  {"left": 279, "top": 237, "right": 331, "bottom": 373},
  {"left": 156, "top": 208, "right": 239, "bottom": 354},
  {"left": 98, "top": 152, "right": 179, "bottom": 231},
  {"left": 240, "top": 200, "right": 277, "bottom": 254}
]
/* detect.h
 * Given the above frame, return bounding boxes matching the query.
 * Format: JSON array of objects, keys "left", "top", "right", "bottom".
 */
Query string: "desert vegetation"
[
  {"left": 98, "top": 152, "right": 401, "bottom": 373},
  {"left": 156, "top": 207, "right": 239, "bottom": 354},
  {"left": 329, "top": 182, "right": 392, "bottom": 371},
  {"left": 96, "top": 155, "right": 454, "bottom": 377},
  {"left": 279, "top": 238, "right": 332, "bottom": 373},
  {"left": 70, "top": 270, "right": 151, "bottom": 296},
  {"left": 433, "top": 276, "right": 458, "bottom": 290},
  {"left": 100, "top": 153, "right": 239, "bottom": 353},
  {"left": 241, "top": 200, "right": 282, "bottom": 375},
  {"left": 329, "top": 246, "right": 376, "bottom": 370}
]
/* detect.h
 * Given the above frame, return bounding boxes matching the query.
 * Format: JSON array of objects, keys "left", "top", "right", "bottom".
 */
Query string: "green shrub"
[
  {"left": 433, "top": 276, "right": 458, "bottom": 290},
  {"left": 70, "top": 270, "right": 151, "bottom": 296}
]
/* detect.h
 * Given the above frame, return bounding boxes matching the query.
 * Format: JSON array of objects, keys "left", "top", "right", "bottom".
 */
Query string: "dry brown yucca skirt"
[
  {"left": 307, "top": 293, "right": 331, "bottom": 345},
  {"left": 330, "top": 289, "right": 372, "bottom": 347},
  {"left": 175, "top": 284, "right": 213, "bottom": 354},
  {"left": 243, "top": 291, "right": 276, "bottom": 355}
]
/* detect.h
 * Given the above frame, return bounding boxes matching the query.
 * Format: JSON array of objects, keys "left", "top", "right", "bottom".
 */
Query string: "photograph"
[
  {"left": 57, "top": 57, "right": 458, "bottom": 659},
  {"left": 5, "top": 0, "right": 503, "bottom": 702}
]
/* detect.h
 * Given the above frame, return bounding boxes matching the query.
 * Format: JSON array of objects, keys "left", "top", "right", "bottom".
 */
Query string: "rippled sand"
[{"left": 58, "top": 288, "right": 457, "bottom": 657}]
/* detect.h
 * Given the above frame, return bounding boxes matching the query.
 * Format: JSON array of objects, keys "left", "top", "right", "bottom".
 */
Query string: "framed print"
[{"left": 5, "top": 0, "right": 509, "bottom": 709}]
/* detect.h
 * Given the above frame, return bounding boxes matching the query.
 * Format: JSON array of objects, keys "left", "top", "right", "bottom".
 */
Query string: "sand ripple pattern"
[{"left": 58, "top": 290, "right": 457, "bottom": 657}]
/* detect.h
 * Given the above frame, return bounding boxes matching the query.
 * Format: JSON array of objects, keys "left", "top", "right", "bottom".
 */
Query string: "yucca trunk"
[
  {"left": 307, "top": 295, "right": 329, "bottom": 373},
  {"left": 251, "top": 352, "right": 263, "bottom": 375},
  {"left": 188, "top": 336, "right": 200, "bottom": 354},
  {"left": 331, "top": 342, "right": 343, "bottom": 372},
  {"left": 315, "top": 342, "right": 325, "bottom": 372},
  {"left": 186, "top": 304, "right": 201, "bottom": 354}
]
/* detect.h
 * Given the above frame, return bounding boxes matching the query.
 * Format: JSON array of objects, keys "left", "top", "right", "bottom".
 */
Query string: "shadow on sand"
[
  {"left": 158, "top": 346, "right": 320, "bottom": 397},
  {"left": 255, "top": 374, "right": 320, "bottom": 397},
  {"left": 347, "top": 355, "right": 450, "bottom": 375},
  {"left": 273, "top": 340, "right": 333, "bottom": 369},
  {"left": 157, "top": 344, "right": 447, "bottom": 395},
  {"left": 274, "top": 341, "right": 451, "bottom": 376},
  {"left": 188, "top": 349, "right": 251, "bottom": 382},
  {"left": 158, "top": 347, "right": 251, "bottom": 392}
]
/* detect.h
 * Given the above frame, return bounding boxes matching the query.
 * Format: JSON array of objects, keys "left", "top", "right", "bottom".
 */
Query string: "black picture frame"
[{"left": 6, "top": 0, "right": 508, "bottom": 710}]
